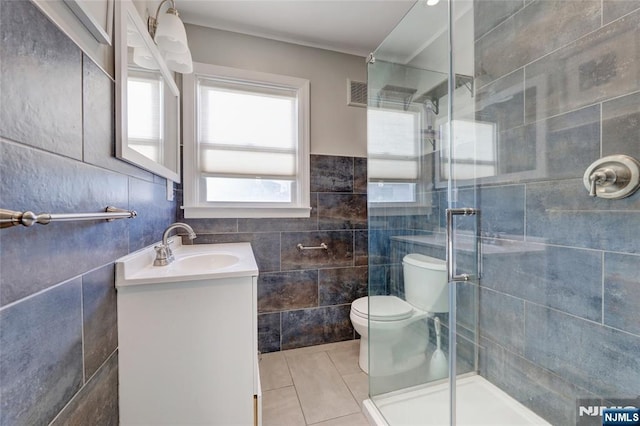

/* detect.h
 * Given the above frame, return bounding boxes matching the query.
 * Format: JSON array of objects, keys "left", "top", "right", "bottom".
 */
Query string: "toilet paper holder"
[{"left": 583, "top": 155, "right": 640, "bottom": 199}]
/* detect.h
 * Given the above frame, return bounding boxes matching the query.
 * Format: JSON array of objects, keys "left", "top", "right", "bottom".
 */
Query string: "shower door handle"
[{"left": 445, "top": 208, "right": 480, "bottom": 282}]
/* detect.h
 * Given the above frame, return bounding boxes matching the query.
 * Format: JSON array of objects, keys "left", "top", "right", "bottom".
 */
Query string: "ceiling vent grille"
[{"left": 347, "top": 79, "right": 367, "bottom": 108}]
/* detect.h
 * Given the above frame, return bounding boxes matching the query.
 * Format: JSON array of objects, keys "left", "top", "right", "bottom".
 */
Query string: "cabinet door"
[
  {"left": 118, "top": 277, "right": 255, "bottom": 425},
  {"left": 205, "top": 277, "right": 255, "bottom": 425}
]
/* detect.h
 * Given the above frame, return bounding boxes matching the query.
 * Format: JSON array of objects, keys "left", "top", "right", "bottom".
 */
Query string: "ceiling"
[{"left": 174, "top": 0, "right": 418, "bottom": 57}]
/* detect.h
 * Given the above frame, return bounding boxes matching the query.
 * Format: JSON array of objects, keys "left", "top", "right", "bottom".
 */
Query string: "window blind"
[
  {"left": 197, "top": 78, "right": 298, "bottom": 178},
  {"left": 127, "top": 72, "right": 164, "bottom": 162},
  {"left": 367, "top": 108, "right": 420, "bottom": 180}
]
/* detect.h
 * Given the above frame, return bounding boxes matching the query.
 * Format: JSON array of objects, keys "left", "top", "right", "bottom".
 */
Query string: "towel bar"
[
  {"left": 0, "top": 206, "right": 137, "bottom": 229},
  {"left": 296, "top": 243, "right": 328, "bottom": 251}
]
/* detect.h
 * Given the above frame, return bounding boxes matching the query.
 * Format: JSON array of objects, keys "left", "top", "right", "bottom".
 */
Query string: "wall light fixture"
[{"left": 148, "top": 0, "right": 193, "bottom": 73}]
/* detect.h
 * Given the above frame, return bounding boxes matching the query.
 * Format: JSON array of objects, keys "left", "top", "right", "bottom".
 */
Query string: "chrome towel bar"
[
  {"left": 296, "top": 243, "right": 328, "bottom": 251},
  {"left": 0, "top": 206, "right": 137, "bottom": 229}
]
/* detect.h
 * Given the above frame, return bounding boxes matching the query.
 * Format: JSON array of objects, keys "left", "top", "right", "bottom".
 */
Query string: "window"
[
  {"left": 439, "top": 119, "right": 497, "bottom": 180},
  {"left": 182, "top": 63, "right": 310, "bottom": 218},
  {"left": 127, "top": 69, "right": 164, "bottom": 163},
  {"left": 367, "top": 107, "right": 421, "bottom": 204}
]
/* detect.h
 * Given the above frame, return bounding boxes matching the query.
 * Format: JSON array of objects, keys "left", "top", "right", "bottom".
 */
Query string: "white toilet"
[{"left": 350, "top": 253, "right": 448, "bottom": 375}]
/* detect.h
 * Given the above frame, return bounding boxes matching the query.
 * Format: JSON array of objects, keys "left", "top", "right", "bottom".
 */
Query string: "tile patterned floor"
[{"left": 260, "top": 340, "right": 370, "bottom": 426}]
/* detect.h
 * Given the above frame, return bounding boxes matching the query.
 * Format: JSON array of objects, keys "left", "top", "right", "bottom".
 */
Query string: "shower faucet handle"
[
  {"left": 583, "top": 155, "right": 640, "bottom": 199},
  {"left": 588, "top": 168, "right": 616, "bottom": 197}
]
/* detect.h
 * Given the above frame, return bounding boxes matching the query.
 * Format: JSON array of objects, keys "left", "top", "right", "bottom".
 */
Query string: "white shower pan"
[{"left": 363, "top": 375, "right": 550, "bottom": 426}]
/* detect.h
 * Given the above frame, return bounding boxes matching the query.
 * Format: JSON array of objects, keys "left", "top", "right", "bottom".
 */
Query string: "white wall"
[{"left": 185, "top": 24, "right": 367, "bottom": 157}]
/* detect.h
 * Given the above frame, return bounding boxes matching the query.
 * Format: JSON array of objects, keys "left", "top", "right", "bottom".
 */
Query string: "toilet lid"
[
  {"left": 403, "top": 253, "right": 447, "bottom": 270},
  {"left": 352, "top": 296, "right": 413, "bottom": 321}
]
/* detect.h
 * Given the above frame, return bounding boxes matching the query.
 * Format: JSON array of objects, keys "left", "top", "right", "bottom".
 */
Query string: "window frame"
[{"left": 182, "top": 62, "right": 310, "bottom": 218}]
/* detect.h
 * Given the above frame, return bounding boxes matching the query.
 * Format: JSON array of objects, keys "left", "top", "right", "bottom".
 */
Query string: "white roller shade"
[
  {"left": 368, "top": 158, "right": 418, "bottom": 180},
  {"left": 200, "top": 148, "right": 296, "bottom": 176},
  {"left": 368, "top": 108, "right": 419, "bottom": 180},
  {"left": 127, "top": 72, "right": 164, "bottom": 162},
  {"left": 197, "top": 78, "right": 297, "bottom": 178}
]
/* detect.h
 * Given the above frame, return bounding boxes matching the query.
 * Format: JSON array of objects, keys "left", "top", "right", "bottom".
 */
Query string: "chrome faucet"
[{"left": 154, "top": 222, "right": 197, "bottom": 266}]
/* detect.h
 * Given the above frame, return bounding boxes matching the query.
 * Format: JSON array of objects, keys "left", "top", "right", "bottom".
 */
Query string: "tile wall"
[
  {"left": 0, "top": 2, "right": 176, "bottom": 424},
  {"left": 471, "top": 1, "right": 640, "bottom": 424},
  {"left": 179, "top": 155, "right": 368, "bottom": 352}
]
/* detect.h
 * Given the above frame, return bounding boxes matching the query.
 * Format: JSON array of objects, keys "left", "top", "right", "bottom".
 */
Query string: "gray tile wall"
[
  {"left": 179, "top": 154, "right": 368, "bottom": 352},
  {"left": 473, "top": 1, "right": 640, "bottom": 424},
  {"left": 0, "top": 2, "right": 176, "bottom": 424}
]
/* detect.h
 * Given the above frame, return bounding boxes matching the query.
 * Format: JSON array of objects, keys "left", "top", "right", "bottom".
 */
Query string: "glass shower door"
[{"left": 445, "top": 1, "right": 483, "bottom": 424}]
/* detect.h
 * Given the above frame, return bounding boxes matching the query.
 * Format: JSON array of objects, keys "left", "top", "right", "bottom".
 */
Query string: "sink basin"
[
  {"left": 172, "top": 253, "right": 240, "bottom": 271},
  {"left": 115, "top": 240, "right": 258, "bottom": 287}
]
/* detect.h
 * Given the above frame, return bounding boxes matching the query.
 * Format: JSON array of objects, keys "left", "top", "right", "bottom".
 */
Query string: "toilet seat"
[{"left": 351, "top": 296, "right": 413, "bottom": 321}]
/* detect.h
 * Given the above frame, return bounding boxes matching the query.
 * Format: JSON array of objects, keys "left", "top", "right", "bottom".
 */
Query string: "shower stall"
[{"left": 365, "top": 0, "right": 640, "bottom": 425}]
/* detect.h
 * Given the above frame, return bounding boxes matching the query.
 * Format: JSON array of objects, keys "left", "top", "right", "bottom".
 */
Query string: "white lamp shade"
[
  {"left": 133, "top": 46, "right": 159, "bottom": 70},
  {"left": 165, "top": 49, "right": 193, "bottom": 74},
  {"left": 155, "top": 12, "right": 189, "bottom": 54}
]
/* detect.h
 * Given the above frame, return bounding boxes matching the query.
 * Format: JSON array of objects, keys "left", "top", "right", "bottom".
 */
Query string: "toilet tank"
[{"left": 402, "top": 254, "right": 448, "bottom": 313}]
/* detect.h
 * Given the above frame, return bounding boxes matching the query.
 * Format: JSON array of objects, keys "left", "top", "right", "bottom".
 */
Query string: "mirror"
[{"left": 115, "top": 0, "right": 180, "bottom": 182}]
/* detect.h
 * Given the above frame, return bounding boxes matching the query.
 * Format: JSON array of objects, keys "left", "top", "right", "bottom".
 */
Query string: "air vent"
[{"left": 348, "top": 79, "right": 367, "bottom": 108}]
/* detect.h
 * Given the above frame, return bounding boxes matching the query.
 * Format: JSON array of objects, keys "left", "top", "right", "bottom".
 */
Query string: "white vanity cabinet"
[{"left": 116, "top": 242, "right": 261, "bottom": 425}]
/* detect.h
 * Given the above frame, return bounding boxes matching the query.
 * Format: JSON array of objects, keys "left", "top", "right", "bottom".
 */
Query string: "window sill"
[{"left": 182, "top": 206, "right": 312, "bottom": 219}]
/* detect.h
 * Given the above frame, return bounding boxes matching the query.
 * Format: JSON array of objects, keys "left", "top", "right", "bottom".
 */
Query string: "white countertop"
[{"left": 115, "top": 239, "right": 259, "bottom": 288}]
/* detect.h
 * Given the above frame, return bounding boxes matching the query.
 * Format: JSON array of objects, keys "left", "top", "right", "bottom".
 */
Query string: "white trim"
[
  {"left": 114, "top": 0, "right": 181, "bottom": 182},
  {"left": 363, "top": 399, "right": 390, "bottom": 426},
  {"left": 182, "top": 62, "right": 310, "bottom": 218},
  {"left": 31, "top": 0, "right": 114, "bottom": 77},
  {"left": 63, "top": 0, "right": 114, "bottom": 45},
  {"left": 183, "top": 206, "right": 311, "bottom": 219}
]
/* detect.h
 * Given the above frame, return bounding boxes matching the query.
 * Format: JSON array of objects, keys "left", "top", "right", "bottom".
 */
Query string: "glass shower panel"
[
  {"left": 367, "top": 56, "right": 453, "bottom": 426},
  {"left": 366, "top": 1, "right": 480, "bottom": 424}
]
